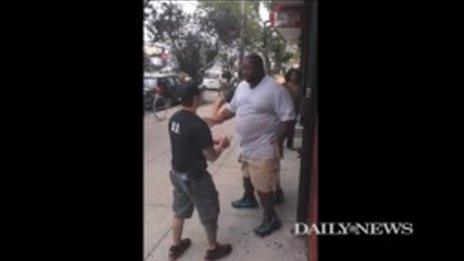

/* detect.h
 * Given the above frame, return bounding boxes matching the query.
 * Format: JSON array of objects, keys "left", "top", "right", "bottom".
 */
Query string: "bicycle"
[{"left": 152, "top": 94, "right": 170, "bottom": 121}]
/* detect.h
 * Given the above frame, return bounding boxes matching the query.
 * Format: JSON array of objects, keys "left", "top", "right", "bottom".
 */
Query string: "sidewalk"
[{"left": 144, "top": 102, "right": 307, "bottom": 261}]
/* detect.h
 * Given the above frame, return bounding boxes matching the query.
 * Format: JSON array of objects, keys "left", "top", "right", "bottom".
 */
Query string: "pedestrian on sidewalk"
[
  {"left": 167, "top": 80, "right": 232, "bottom": 260},
  {"left": 218, "top": 71, "right": 236, "bottom": 100},
  {"left": 205, "top": 54, "right": 296, "bottom": 237},
  {"left": 281, "top": 68, "right": 302, "bottom": 151}
]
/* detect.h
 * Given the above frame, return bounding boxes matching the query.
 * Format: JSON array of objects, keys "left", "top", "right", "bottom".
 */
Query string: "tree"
[
  {"left": 258, "top": 1, "right": 296, "bottom": 74},
  {"left": 195, "top": 2, "right": 241, "bottom": 72},
  {"left": 144, "top": 1, "right": 219, "bottom": 84},
  {"left": 144, "top": 0, "right": 296, "bottom": 79},
  {"left": 197, "top": 0, "right": 262, "bottom": 71},
  {"left": 268, "top": 30, "right": 292, "bottom": 74},
  {"left": 197, "top": 0, "right": 294, "bottom": 75},
  {"left": 172, "top": 32, "right": 219, "bottom": 84},
  {"left": 197, "top": 0, "right": 261, "bottom": 45}
]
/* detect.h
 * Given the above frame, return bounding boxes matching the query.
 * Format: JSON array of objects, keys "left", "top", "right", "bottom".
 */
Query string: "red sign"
[
  {"left": 270, "top": 4, "right": 302, "bottom": 28},
  {"left": 160, "top": 52, "right": 168, "bottom": 61}
]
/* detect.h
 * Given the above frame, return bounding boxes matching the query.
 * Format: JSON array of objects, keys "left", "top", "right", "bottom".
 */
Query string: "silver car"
[{"left": 201, "top": 70, "right": 221, "bottom": 90}]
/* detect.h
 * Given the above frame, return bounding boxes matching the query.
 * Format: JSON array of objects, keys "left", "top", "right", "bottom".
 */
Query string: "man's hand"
[
  {"left": 203, "top": 136, "right": 232, "bottom": 162},
  {"left": 218, "top": 136, "right": 231, "bottom": 149},
  {"left": 270, "top": 120, "right": 294, "bottom": 144},
  {"left": 203, "top": 106, "right": 235, "bottom": 127},
  {"left": 213, "top": 135, "right": 230, "bottom": 145},
  {"left": 203, "top": 116, "right": 220, "bottom": 127},
  {"left": 219, "top": 137, "right": 232, "bottom": 149},
  {"left": 270, "top": 120, "right": 294, "bottom": 158},
  {"left": 269, "top": 136, "right": 284, "bottom": 158}
]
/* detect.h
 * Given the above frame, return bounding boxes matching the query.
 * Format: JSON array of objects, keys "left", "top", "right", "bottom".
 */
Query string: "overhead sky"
[
  {"left": 180, "top": 0, "right": 198, "bottom": 14},
  {"left": 259, "top": 1, "right": 270, "bottom": 22}
]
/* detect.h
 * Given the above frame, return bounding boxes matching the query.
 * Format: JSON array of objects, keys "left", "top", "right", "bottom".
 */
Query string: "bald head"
[
  {"left": 245, "top": 54, "right": 264, "bottom": 71},
  {"left": 242, "top": 53, "right": 265, "bottom": 87}
]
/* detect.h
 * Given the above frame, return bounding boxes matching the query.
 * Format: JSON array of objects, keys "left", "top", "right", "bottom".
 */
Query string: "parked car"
[
  {"left": 200, "top": 70, "right": 221, "bottom": 90},
  {"left": 143, "top": 73, "right": 183, "bottom": 111}
]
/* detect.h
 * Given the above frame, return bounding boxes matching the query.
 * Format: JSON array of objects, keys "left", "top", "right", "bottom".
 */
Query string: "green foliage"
[
  {"left": 197, "top": 0, "right": 262, "bottom": 51},
  {"left": 144, "top": 0, "right": 300, "bottom": 77},
  {"left": 144, "top": 1, "right": 219, "bottom": 83}
]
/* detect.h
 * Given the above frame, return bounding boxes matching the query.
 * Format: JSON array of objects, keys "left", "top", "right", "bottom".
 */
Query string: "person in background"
[
  {"left": 218, "top": 71, "right": 235, "bottom": 101},
  {"left": 282, "top": 68, "right": 302, "bottom": 150},
  {"left": 178, "top": 71, "right": 191, "bottom": 84},
  {"left": 212, "top": 70, "right": 238, "bottom": 120}
]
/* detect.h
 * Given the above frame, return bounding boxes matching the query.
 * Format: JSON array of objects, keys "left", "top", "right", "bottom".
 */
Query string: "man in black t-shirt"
[{"left": 167, "top": 81, "right": 232, "bottom": 260}]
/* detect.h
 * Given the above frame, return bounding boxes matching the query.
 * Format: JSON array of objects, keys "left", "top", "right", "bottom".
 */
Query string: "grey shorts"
[{"left": 169, "top": 170, "right": 219, "bottom": 225}]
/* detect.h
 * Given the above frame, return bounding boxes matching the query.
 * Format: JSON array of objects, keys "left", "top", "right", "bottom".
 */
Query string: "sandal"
[
  {"left": 168, "top": 238, "right": 191, "bottom": 260},
  {"left": 204, "top": 243, "right": 232, "bottom": 260}
]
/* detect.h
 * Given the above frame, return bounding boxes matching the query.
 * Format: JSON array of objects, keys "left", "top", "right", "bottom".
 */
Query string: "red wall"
[{"left": 307, "top": 119, "right": 318, "bottom": 261}]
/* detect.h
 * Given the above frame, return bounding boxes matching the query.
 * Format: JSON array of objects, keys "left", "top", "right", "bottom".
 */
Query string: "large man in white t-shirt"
[{"left": 207, "top": 54, "right": 295, "bottom": 237}]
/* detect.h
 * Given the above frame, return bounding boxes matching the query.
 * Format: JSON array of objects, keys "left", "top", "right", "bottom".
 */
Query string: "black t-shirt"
[{"left": 168, "top": 110, "right": 214, "bottom": 176}]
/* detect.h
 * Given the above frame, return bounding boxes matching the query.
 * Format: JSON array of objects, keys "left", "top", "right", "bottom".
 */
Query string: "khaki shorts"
[{"left": 239, "top": 155, "right": 280, "bottom": 193}]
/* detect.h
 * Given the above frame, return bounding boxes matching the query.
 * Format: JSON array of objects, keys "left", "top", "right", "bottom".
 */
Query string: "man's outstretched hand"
[
  {"left": 203, "top": 105, "right": 234, "bottom": 127},
  {"left": 204, "top": 116, "right": 223, "bottom": 127},
  {"left": 217, "top": 136, "right": 231, "bottom": 150}
]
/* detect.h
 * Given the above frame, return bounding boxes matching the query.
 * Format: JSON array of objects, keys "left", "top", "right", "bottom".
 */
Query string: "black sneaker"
[
  {"left": 253, "top": 213, "right": 282, "bottom": 237},
  {"left": 205, "top": 243, "right": 232, "bottom": 260},
  {"left": 231, "top": 195, "right": 258, "bottom": 209}
]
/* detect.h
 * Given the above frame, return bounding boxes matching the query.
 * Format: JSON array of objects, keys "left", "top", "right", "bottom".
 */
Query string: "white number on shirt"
[{"left": 171, "top": 121, "right": 180, "bottom": 134}]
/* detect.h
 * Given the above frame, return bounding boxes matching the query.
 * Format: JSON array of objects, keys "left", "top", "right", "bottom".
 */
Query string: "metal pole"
[
  {"left": 297, "top": 0, "right": 318, "bottom": 223},
  {"left": 239, "top": 0, "right": 245, "bottom": 65},
  {"left": 263, "top": 20, "right": 270, "bottom": 74}
]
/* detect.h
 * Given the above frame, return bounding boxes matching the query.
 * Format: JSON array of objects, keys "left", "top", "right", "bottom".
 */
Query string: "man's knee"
[{"left": 173, "top": 200, "right": 194, "bottom": 220}]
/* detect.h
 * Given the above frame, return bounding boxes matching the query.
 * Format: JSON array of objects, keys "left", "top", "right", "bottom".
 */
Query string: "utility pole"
[
  {"left": 239, "top": 0, "right": 245, "bottom": 65},
  {"left": 262, "top": 20, "right": 271, "bottom": 74}
]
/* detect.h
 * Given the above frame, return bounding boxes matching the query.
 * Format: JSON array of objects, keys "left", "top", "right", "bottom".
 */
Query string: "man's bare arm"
[
  {"left": 212, "top": 97, "right": 226, "bottom": 119},
  {"left": 215, "top": 106, "right": 235, "bottom": 124},
  {"left": 204, "top": 106, "right": 235, "bottom": 127}
]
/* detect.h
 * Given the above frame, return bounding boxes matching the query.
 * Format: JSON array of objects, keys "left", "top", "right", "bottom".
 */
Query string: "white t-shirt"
[{"left": 227, "top": 75, "right": 295, "bottom": 159}]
